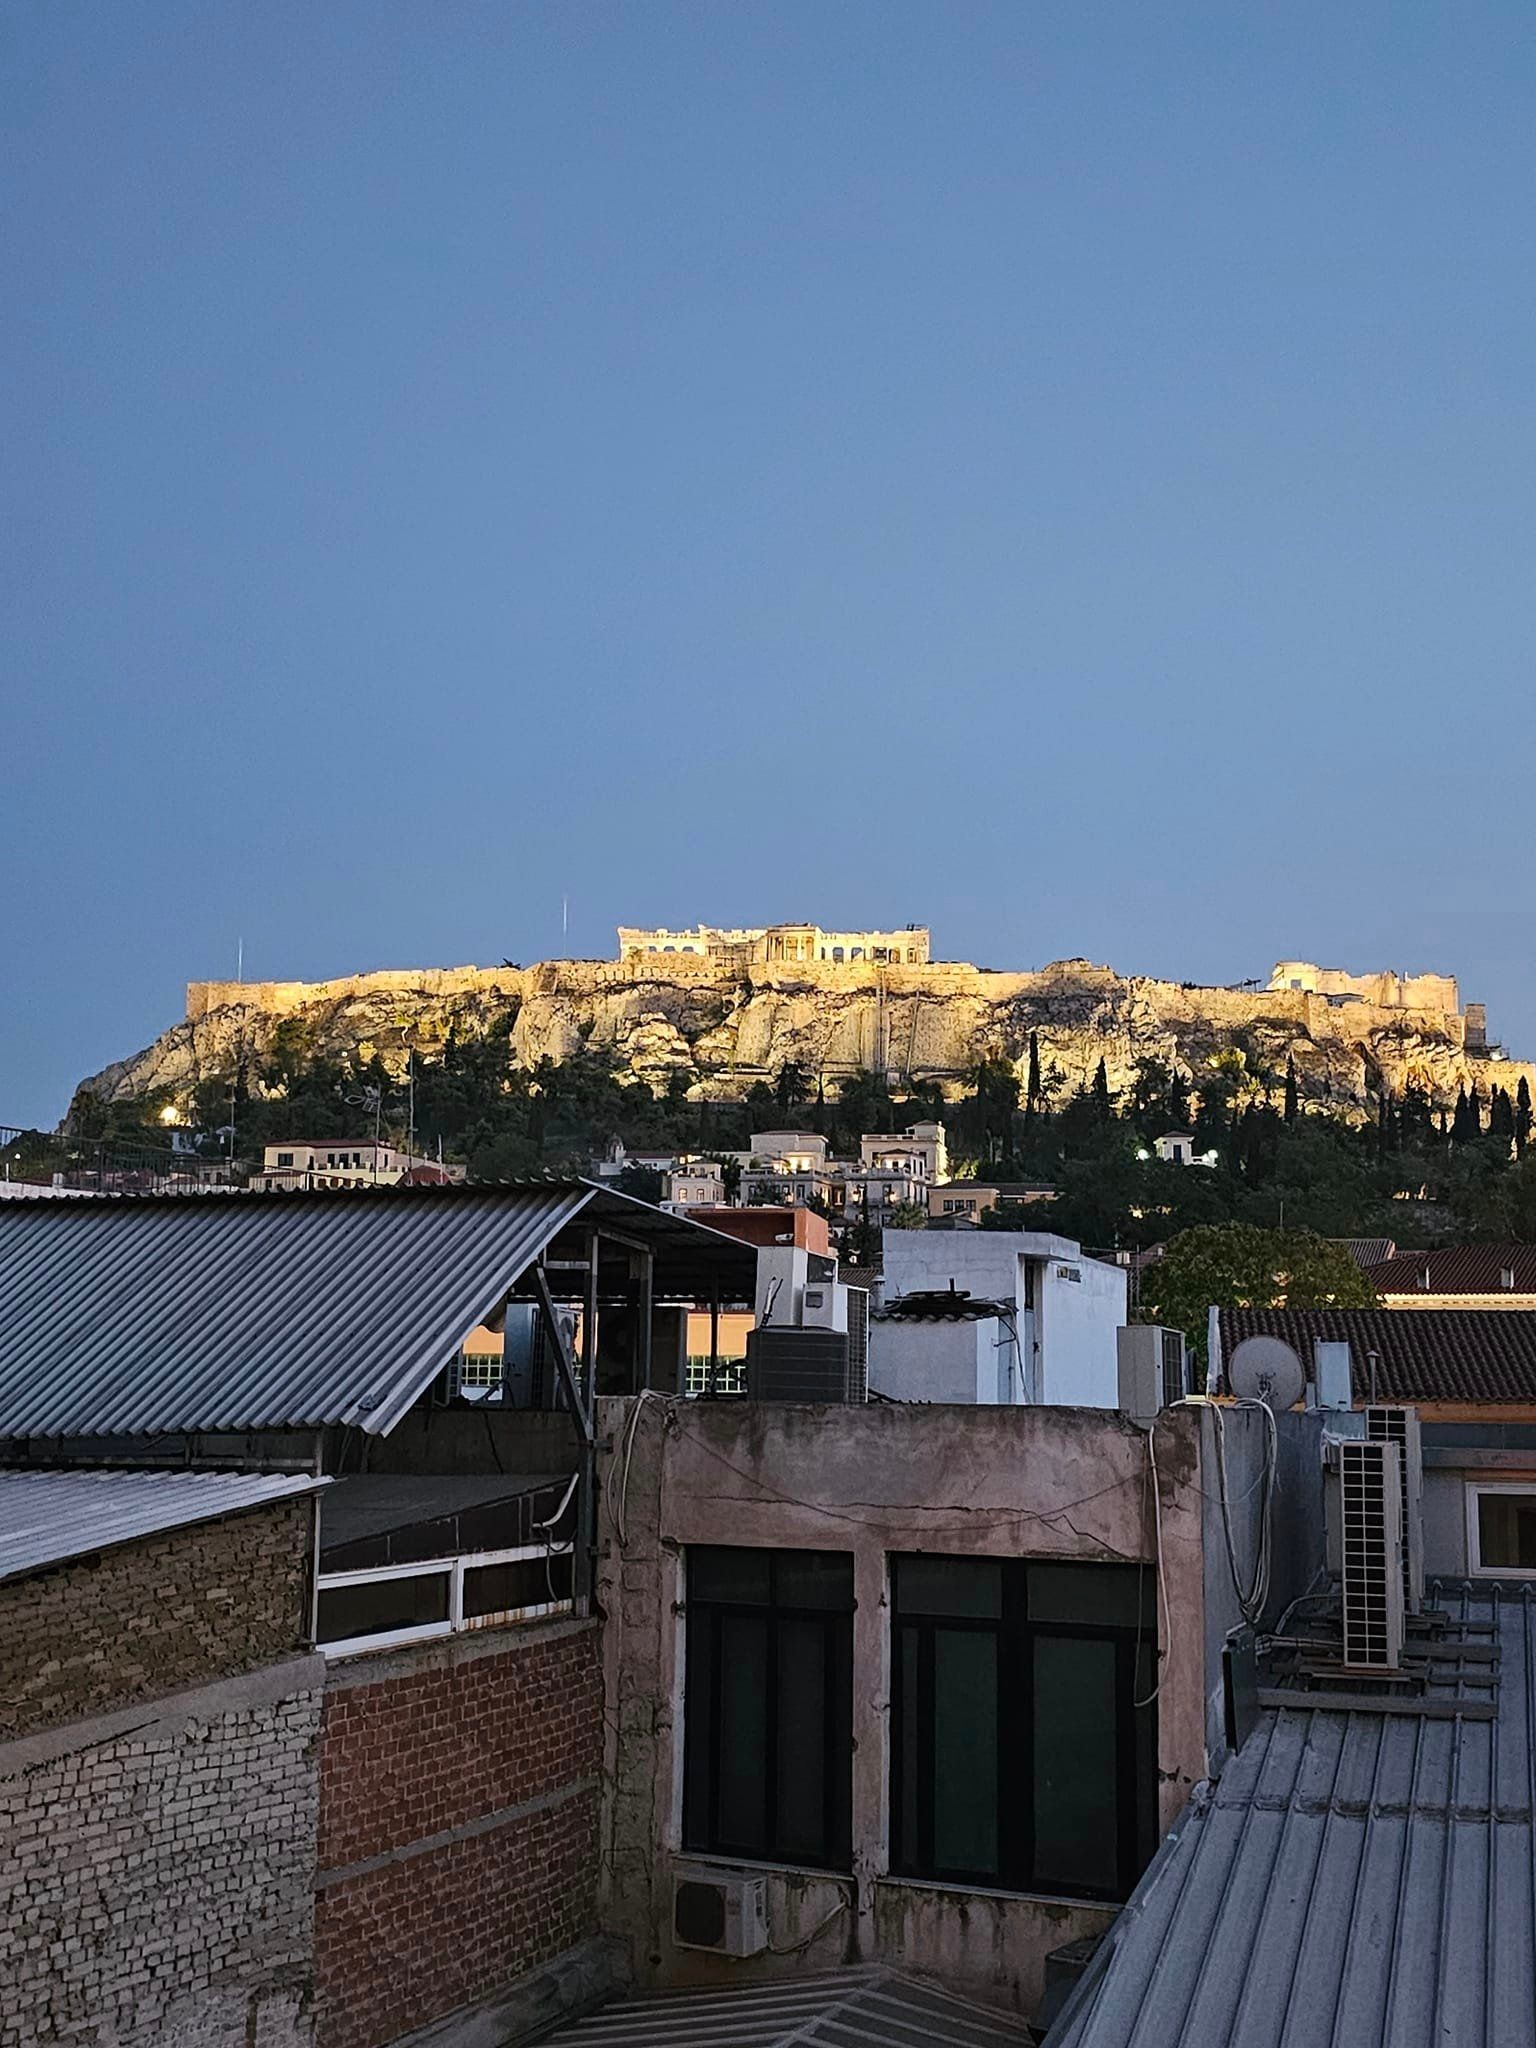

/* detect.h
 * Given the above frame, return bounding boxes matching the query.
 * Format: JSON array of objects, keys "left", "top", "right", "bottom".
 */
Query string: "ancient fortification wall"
[{"left": 73, "top": 948, "right": 1528, "bottom": 1125}]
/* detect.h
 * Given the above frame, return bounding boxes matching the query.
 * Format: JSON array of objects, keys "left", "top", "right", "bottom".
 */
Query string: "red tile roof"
[
  {"left": 1218, "top": 1305, "right": 1536, "bottom": 1405},
  {"left": 1363, "top": 1244, "right": 1536, "bottom": 1296}
]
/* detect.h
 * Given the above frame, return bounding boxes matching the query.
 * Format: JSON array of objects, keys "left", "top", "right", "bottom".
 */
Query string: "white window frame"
[
  {"left": 1464, "top": 1483, "right": 1536, "bottom": 1577},
  {"left": 315, "top": 1540, "right": 574, "bottom": 1658}
]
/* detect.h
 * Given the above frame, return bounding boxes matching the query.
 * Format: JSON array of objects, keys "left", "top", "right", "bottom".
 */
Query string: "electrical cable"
[
  {"left": 1212, "top": 1398, "right": 1277, "bottom": 1627},
  {"left": 765, "top": 1895, "right": 849, "bottom": 1955},
  {"left": 1135, "top": 1425, "right": 1174, "bottom": 1708}
]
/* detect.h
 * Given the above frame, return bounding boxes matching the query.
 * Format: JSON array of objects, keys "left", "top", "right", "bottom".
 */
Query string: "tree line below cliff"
[{"left": 22, "top": 1009, "right": 1536, "bottom": 1255}]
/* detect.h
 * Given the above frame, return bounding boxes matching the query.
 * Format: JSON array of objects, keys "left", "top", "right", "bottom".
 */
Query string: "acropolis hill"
[{"left": 73, "top": 925, "right": 1536, "bottom": 1121}]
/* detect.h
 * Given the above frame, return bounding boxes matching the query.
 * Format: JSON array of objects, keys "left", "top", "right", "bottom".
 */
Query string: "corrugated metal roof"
[
  {"left": 0, "top": 1467, "right": 328, "bottom": 1582},
  {"left": 0, "top": 1180, "right": 589, "bottom": 1439},
  {"left": 541, "top": 1968, "right": 1031, "bottom": 2045},
  {"left": 1045, "top": 1582, "right": 1536, "bottom": 2048}
]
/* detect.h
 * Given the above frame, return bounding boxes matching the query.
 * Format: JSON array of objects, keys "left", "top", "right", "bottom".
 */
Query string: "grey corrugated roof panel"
[
  {"left": 0, "top": 1180, "right": 757, "bottom": 1442},
  {"left": 541, "top": 1968, "right": 1032, "bottom": 2046},
  {"left": 1045, "top": 1581, "right": 1536, "bottom": 2048},
  {"left": 0, "top": 1467, "right": 328, "bottom": 1582}
]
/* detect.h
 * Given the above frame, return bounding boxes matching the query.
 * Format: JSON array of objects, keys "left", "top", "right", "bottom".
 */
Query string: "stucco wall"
[
  {"left": 868, "top": 1316, "right": 1001, "bottom": 1403},
  {"left": 881, "top": 1232, "right": 1125, "bottom": 1408},
  {"left": 594, "top": 1397, "right": 1206, "bottom": 2022},
  {"left": 1035, "top": 1254, "right": 1127, "bottom": 1407}
]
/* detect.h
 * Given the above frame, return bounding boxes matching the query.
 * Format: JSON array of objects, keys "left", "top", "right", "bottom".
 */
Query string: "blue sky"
[{"left": 5, "top": 4, "right": 1535, "bottom": 1125}]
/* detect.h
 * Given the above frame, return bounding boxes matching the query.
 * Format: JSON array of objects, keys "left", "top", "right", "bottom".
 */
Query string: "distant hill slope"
[{"left": 72, "top": 952, "right": 1536, "bottom": 1118}]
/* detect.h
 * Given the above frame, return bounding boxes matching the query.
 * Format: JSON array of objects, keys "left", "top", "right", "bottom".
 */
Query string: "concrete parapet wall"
[{"left": 593, "top": 1397, "right": 1206, "bottom": 2021}]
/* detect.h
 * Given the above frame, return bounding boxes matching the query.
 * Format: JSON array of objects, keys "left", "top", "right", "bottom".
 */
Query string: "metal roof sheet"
[
  {"left": 0, "top": 1180, "right": 756, "bottom": 1441},
  {"left": 541, "top": 1968, "right": 1032, "bottom": 2046},
  {"left": 1045, "top": 1582, "right": 1536, "bottom": 2048},
  {"left": 0, "top": 1467, "right": 327, "bottom": 1582}
]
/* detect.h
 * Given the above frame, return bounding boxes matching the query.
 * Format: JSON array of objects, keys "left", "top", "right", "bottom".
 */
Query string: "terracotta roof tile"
[
  {"left": 1218, "top": 1305, "right": 1536, "bottom": 1404},
  {"left": 1363, "top": 1244, "right": 1536, "bottom": 1295}
]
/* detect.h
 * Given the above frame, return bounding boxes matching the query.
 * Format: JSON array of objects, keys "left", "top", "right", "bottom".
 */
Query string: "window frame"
[
  {"left": 682, "top": 1545, "right": 855, "bottom": 1874},
  {"left": 889, "top": 1555, "right": 1157, "bottom": 1904},
  {"left": 315, "top": 1540, "right": 574, "bottom": 1658},
  {"left": 1465, "top": 1482, "right": 1536, "bottom": 1577}
]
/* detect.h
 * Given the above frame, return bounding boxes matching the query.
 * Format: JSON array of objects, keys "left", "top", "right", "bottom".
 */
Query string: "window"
[
  {"left": 316, "top": 1543, "right": 574, "bottom": 1656},
  {"left": 1468, "top": 1486, "right": 1536, "bottom": 1574},
  {"left": 890, "top": 1556, "right": 1157, "bottom": 1902},
  {"left": 276, "top": 1152, "right": 293, "bottom": 1167},
  {"left": 683, "top": 1546, "right": 854, "bottom": 1870}
]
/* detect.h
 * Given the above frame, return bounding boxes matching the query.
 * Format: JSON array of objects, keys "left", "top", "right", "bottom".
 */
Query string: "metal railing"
[{"left": 0, "top": 1124, "right": 238, "bottom": 1198}]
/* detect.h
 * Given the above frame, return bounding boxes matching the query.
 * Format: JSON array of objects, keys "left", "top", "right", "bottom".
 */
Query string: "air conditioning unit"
[
  {"left": 673, "top": 1870, "right": 769, "bottom": 1957},
  {"left": 802, "top": 1281, "right": 849, "bottom": 1332},
  {"left": 1116, "top": 1325, "right": 1189, "bottom": 1426},
  {"left": 1364, "top": 1405, "right": 1424, "bottom": 1617},
  {"left": 845, "top": 1286, "right": 869, "bottom": 1403},
  {"left": 1340, "top": 1437, "right": 1405, "bottom": 1670},
  {"left": 747, "top": 1325, "right": 854, "bottom": 1403}
]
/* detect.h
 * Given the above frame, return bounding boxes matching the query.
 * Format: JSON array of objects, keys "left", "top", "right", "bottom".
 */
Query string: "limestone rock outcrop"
[{"left": 70, "top": 953, "right": 1536, "bottom": 1124}]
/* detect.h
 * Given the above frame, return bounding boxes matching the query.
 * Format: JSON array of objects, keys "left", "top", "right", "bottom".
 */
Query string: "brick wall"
[
  {"left": 0, "top": 1659, "right": 322, "bottom": 2048},
  {"left": 315, "top": 1618, "right": 602, "bottom": 2048},
  {"left": 0, "top": 1495, "right": 313, "bottom": 1741}
]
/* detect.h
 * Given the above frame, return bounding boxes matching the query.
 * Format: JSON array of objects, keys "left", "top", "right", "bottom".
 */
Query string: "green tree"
[
  {"left": 774, "top": 1061, "right": 810, "bottom": 1117},
  {"left": 886, "top": 1201, "right": 928, "bottom": 1229},
  {"left": 1519, "top": 1077, "right": 1534, "bottom": 1160},
  {"left": 1283, "top": 1057, "right": 1299, "bottom": 1125},
  {"left": 1140, "top": 1223, "right": 1378, "bottom": 1374}
]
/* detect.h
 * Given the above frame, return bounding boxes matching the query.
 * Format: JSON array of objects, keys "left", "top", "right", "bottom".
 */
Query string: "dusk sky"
[{"left": 6, "top": 4, "right": 1536, "bottom": 1127}]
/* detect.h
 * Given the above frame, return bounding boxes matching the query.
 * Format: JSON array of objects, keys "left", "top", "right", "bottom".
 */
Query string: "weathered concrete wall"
[
  {"left": 314, "top": 1618, "right": 602, "bottom": 2048},
  {"left": 594, "top": 1397, "right": 1207, "bottom": 2022},
  {"left": 0, "top": 1656, "right": 323, "bottom": 2048},
  {"left": 0, "top": 1495, "right": 313, "bottom": 1740}
]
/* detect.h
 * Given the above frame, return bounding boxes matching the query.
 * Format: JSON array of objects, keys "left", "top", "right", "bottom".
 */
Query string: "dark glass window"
[
  {"left": 316, "top": 1570, "right": 449, "bottom": 1645},
  {"left": 891, "top": 1556, "right": 1157, "bottom": 1902},
  {"left": 683, "top": 1546, "right": 854, "bottom": 1871},
  {"left": 1477, "top": 1491, "right": 1536, "bottom": 1570}
]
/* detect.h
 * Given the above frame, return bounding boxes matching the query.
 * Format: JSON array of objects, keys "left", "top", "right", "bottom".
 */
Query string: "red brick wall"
[{"left": 315, "top": 1619, "right": 602, "bottom": 2048}]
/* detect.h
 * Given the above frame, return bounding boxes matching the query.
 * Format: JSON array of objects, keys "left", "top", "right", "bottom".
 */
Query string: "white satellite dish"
[{"left": 1227, "top": 1334, "right": 1306, "bottom": 1411}]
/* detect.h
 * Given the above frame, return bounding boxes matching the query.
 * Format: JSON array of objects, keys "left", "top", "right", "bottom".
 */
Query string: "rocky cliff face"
[{"left": 71, "top": 955, "right": 1536, "bottom": 1122}]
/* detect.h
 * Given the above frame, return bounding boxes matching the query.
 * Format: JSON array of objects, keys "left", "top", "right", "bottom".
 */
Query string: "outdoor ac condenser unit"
[
  {"left": 802, "top": 1281, "right": 850, "bottom": 1332},
  {"left": 1116, "top": 1325, "right": 1189, "bottom": 1426},
  {"left": 746, "top": 1325, "right": 852, "bottom": 1403},
  {"left": 673, "top": 1870, "right": 769, "bottom": 1957},
  {"left": 1340, "top": 1437, "right": 1406, "bottom": 1670},
  {"left": 1364, "top": 1406, "right": 1425, "bottom": 1617}
]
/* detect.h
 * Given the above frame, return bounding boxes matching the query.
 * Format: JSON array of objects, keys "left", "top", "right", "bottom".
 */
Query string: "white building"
[
  {"left": 859, "top": 1119, "right": 947, "bottom": 1183},
  {"left": 249, "top": 1141, "right": 461, "bottom": 1191},
  {"left": 1153, "top": 1131, "right": 1217, "bottom": 1168},
  {"left": 876, "top": 1228, "right": 1128, "bottom": 1407},
  {"left": 663, "top": 1164, "right": 728, "bottom": 1210}
]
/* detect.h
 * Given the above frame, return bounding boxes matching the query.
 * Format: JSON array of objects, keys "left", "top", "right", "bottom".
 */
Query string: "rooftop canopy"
[{"left": 0, "top": 1179, "right": 757, "bottom": 1441}]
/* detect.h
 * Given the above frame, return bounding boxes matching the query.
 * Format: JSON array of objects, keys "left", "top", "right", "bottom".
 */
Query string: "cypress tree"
[
  {"left": 1092, "top": 1057, "right": 1111, "bottom": 1120},
  {"left": 1168, "top": 1070, "right": 1191, "bottom": 1128},
  {"left": 1026, "top": 1031, "right": 1041, "bottom": 1112},
  {"left": 1283, "top": 1057, "right": 1299, "bottom": 1124},
  {"left": 1520, "top": 1077, "right": 1533, "bottom": 1159}
]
